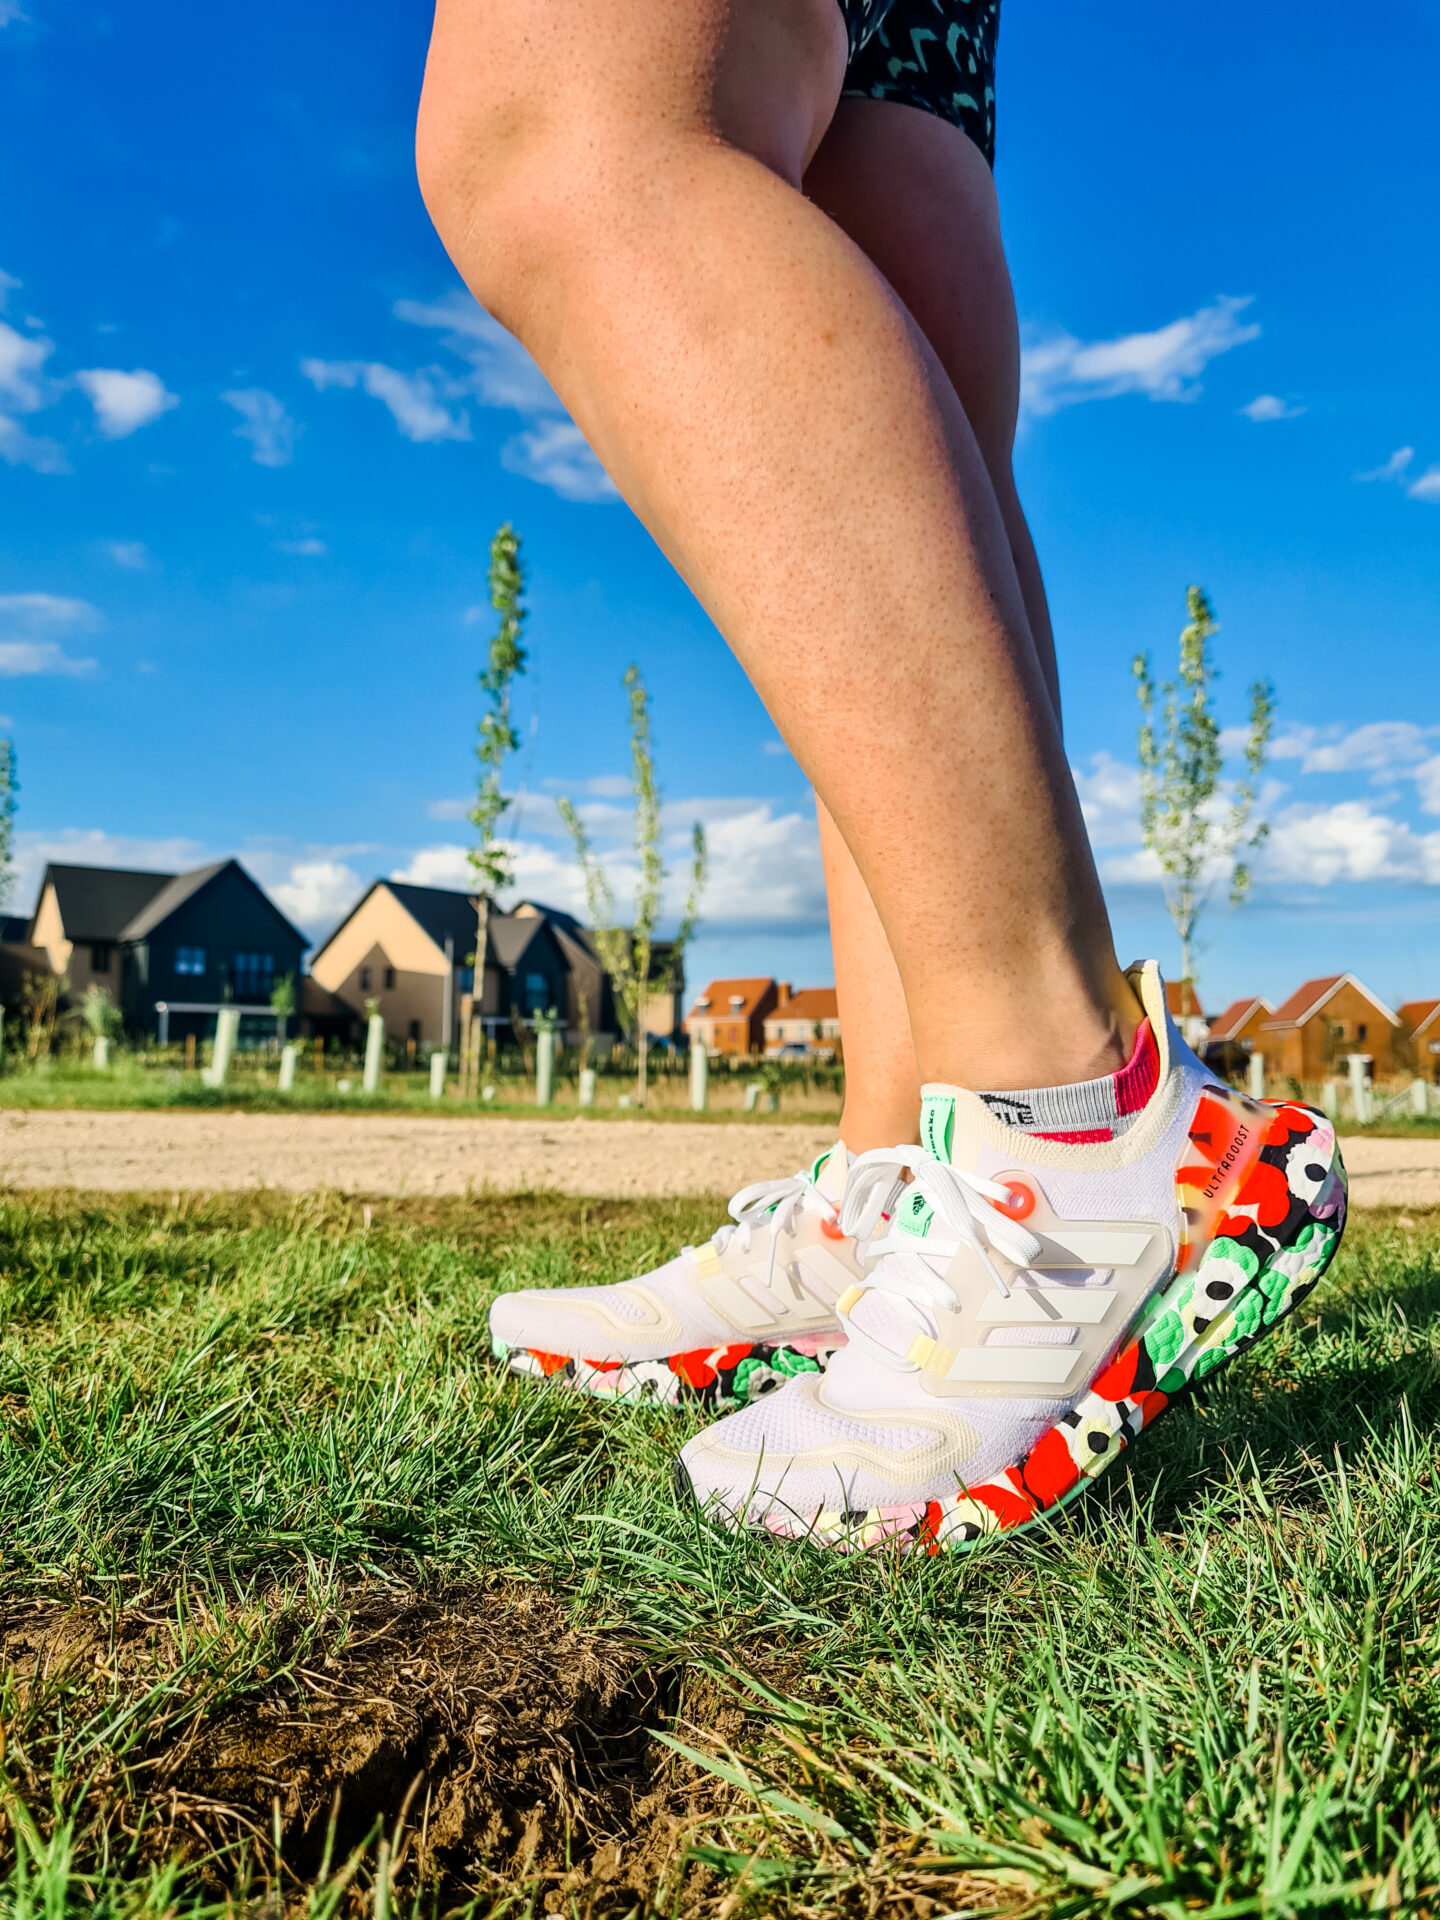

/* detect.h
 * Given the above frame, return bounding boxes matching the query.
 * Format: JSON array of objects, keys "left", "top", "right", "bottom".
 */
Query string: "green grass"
[{"left": 2, "top": 1191, "right": 1439, "bottom": 1916}]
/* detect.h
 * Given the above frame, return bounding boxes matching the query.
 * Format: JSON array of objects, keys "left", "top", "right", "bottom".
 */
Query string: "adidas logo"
[{"left": 981, "top": 1093, "right": 1036, "bottom": 1128}]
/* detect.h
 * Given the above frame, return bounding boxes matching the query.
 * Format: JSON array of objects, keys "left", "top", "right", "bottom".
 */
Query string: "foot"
[
  {"left": 489, "top": 1147, "right": 864, "bottom": 1408},
  {"left": 676, "top": 963, "right": 1348, "bottom": 1549}
]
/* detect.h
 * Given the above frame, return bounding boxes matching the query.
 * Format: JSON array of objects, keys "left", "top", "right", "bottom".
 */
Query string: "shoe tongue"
[{"left": 813, "top": 1140, "right": 850, "bottom": 1205}]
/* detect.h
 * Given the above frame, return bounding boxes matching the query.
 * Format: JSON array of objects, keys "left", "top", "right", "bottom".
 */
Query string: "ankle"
[{"left": 835, "top": 1107, "right": 920, "bottom": 1156}]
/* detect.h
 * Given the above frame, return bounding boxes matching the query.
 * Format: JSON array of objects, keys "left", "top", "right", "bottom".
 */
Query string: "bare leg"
[
  {"left": 417, "top": 0, "right": 1138, "bottom": 1093},
  {"left": 810, "top": 102, "right": 1064, "bottom": 1147}
]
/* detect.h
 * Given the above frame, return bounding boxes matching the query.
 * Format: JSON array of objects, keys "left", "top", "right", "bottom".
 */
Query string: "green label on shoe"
[
  {"left": 896, "top": 1187, "right": 934, "bottom": 1237},
  {"left": 920, "top": 1094, "right": 955, "bottom": 1163}
]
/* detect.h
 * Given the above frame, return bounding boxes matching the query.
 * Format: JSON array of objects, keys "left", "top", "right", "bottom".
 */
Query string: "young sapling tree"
[
  {"left": 1133, "top": 586, "right": 1275, "bottom": 1018},
  {"left": 559, "top": 665, "right": 707, "bottom": 1106}
]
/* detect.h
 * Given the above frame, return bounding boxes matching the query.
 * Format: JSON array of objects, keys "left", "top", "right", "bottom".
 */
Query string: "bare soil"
[
  {"left": 0, "top": 1584, "right": 717, "bottom": 1912},
  {"left": 0, "top": 1106, "right": 1430, "bottom": 1203},
  {"left": 0, "top": 1108, "right": 835, "bottom": 1198}
]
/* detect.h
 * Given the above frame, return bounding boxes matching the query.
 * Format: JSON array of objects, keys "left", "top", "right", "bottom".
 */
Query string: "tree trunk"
[{"left": 637, "top": 1024, "right": 648, "bottom": 1108}]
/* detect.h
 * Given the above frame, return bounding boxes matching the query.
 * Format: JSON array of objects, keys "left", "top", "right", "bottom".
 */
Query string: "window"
[
  {"left": 729, "top": 995, "right": 745, "bottom": 1010},
  {"left": 90, "top": 942, "right": 111, "bottom": 973},
  {"left": 384, "top": 966, "right": 396, "bottom": 991},
  {"left": 1357, "top": 1023, "right": 1368, "bottom": 1042},
  {"left": 233, "top": 952, "right": 274, "bottom": 999},
  {"left": 524, "top": 970, "right": 549, "bottom": 1013},
  {"left": 458, "top": 965, "right": 474, "bottom": 994},
  {"left": 175, "top": 946, "right": 206, "bottom": 976},
  {"left": 359, "top": 966, "right": 372, "bottom": 991}
]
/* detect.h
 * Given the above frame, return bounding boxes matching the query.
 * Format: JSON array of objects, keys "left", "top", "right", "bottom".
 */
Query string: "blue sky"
[{"left": 2, "top": 0, "right": 1438, "bottom": 1018}]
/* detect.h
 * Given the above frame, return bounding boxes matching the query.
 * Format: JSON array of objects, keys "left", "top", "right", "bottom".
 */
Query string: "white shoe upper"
[
  {"left": 489, "top": 1145, "right": 865, "bottom": 1365},
  {"left": 679, "top": 963, "right": 1224, "bottom": 1523}
]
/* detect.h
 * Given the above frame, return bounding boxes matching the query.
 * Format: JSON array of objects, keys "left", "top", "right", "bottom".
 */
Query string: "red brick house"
[
  {"left": 1208, "top": 995, "right": 1274, "bottom": 1053},
  {"left": 1261, "top": 975, "right": 1400, "bottom": 1081},
  {"left": 763, "top": 986, "right": 841, "bottom": 1060},
  {"left": 686, "top": 977, "right": 785, "bottom": 1059},
  {"left": 1399, "top": 999, "right": 1440, "bottom": 1080}
]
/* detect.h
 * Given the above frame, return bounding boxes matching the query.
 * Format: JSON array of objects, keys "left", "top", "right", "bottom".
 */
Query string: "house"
[
  {"left": 1207, "top": 996, "right": 1274, "bottom": 1053},
  {"left": 686, "top": 977, "right": 785, "bottom": 1059},
  {"left": 28, "top": 859, "right": 307, "bottom": 1040},
  {"left": 309, "top": 881, "right": 576, "bottom": 1050},
  {"left": 764, "top": 986, "right": 841, "bottom": 1060},
  {"left": 1398, "top": 999, "right": 1440, "bottom": 1079},
  {"left": 509, "top": 901, "right": 684, "bottom": 1046},
  {"left": 1261, "top": 974, "right": 1401, "bottom": 1081},
  {"left": 1164, "top": 978, "right": 1208, "bottom": 1048}
]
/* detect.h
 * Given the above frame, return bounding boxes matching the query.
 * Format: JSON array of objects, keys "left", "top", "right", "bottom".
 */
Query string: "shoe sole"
[
  {"left": 492, "top": 1335, "right": 845, "bottom": 1411},
  {"left": 690, "top": 1100, "right": 1348, "bottom": 1553}
]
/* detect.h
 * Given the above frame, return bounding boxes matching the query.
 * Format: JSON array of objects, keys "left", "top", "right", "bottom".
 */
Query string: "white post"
[
  {"left": 92, "top": 1035, "right": 110, "bottom": 1071},
  {"left": 278, "top": 1043, "right": 298, "bottom": 1091},
  {"left": 1321, "top": 1079, "right": 1340, "bottom": 1118},
  {"left": 1411, "top": 1078, "right": 1428, "bottom": 1117},
  {"left": 1346, "top": 1054, "right": 1371, "bottom": 1124},
  {"left": 363, "top": 1013, "right": 385, "bottom": 1093},
  {"left": 536, "top": 1026, "right": 555, "bottom": 1107},
  {"left": 578, "top": 1067, "right": 596, "bottom": 1107},
  {"left": 744, "top": 1081, "right": 762, "bottom": 1113},
  {"left": 429, "top": 1049, "right": 448, "bottom": 1099},
  {"left": 1246, "top": 1050, "right": 1265, "bottom": 1100},
  {"left": 203, "top": 1006, "right": 240, "bottom": 1087},
  {"left": 690, "top": 1039, "right": 709, "bottom": 1112}
]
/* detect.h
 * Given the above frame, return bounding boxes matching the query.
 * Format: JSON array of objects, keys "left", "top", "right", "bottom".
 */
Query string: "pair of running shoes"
[{"left": 489, "top": 963, "right": 1348, "bottom": 1552}]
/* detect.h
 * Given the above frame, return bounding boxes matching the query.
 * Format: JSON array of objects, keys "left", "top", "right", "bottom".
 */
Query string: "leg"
[
  {"left": 805, "top": 98, "right": 1059, "bottom": 717},
  {"left": 417, "top": 0, "right": 1136, "bottom": 1093}
]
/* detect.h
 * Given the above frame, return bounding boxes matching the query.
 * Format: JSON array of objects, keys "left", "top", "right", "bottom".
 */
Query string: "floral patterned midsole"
[
  {"left": 495, "top": 1333, "right": 844, "bottom": 1410},
  {"left": 754, "top": 1099, "right": 1348, "bottom": 1553}
]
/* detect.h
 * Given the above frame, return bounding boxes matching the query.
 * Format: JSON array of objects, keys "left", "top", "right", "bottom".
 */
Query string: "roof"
[
  {"left": 765, "top": 987, "right": 839, "bottom": 1024},
  {"left": 1263, "top": 974, "right": 1400, "bottom": 1029},
  {"left": 120, "top": 859, "right": 307, "bottom": 946},
  {"left": 1165, "top": 979, "right": 1206, "bottom": 1019},
  {"left": 0, "top": 913, "right": 30, "bottom": 944},
  {"left": 688, "top": 977, "right": 776, "bottom": 1020},
  {"left": 1208, "top": 995, "right": 1274, "bottom": 1042},
  {"left": 381, "top": 880, "right": 489, "bottom": 956},
  {"left": 36, "top": 863, "right": 175, "bottom": 942},
  {"left": 1400, "top": 998, "right": 1440, "bottom": 1038},
  {"left": 487, "top": 912, "right": 549, "bottom": 970}
]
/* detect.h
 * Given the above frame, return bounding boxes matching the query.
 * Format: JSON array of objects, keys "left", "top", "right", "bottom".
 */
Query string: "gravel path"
[{"left": 0, "top": 1107, "right": 1433, "bottom": 1206}]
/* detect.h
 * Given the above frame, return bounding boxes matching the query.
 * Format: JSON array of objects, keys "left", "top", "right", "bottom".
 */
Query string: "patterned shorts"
[{"left": 835, "top": 0, "right": 1000, "bottom": 166}]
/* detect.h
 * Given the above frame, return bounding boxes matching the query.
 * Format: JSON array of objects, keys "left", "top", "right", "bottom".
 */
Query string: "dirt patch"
[{"left": 1, "top": 1583, "right": 712, "bottom": 1911}]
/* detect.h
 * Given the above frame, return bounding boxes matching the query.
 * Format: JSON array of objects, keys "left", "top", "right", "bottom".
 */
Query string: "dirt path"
[{"left": 0, "top": 1106, "right": 1433, "bottom": 1205}]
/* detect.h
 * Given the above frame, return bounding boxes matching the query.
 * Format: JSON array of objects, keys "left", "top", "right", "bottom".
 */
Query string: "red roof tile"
[
  {"left": 1208, "top": 996, "right": 1273, "bottom": 1042},
  {"left": 1165, "top": 979, "right": 1206, "bottom": 1019}
]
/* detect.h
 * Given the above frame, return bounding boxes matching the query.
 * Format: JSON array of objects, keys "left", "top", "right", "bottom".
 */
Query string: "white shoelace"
[
  {"left": 705, "top": 1170, "right": 835, "bottom": 1291},
  {"left": 836, "top": 1147, "right": 1045, "bottom": 1370}
]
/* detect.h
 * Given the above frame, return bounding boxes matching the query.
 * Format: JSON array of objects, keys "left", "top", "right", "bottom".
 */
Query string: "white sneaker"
[
  {"left": 489, "top": 1147, "right": 863, "bottom": 1408},
  {"left": 676, "top": 963, "right": 1348, "bottom": 1549}
]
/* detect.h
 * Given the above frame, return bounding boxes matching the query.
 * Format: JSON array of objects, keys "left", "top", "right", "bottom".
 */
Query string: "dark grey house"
[{"left": 30, "top": 858, "right": 307, "bottom": 1040}]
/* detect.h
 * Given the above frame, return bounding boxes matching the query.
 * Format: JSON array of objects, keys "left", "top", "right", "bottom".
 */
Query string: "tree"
[
  {"left": 1133, "top": 587, "right": 1275, "bottom": 1015},
  {"left": 559, "top": 664, "right": 707, "bottom": 1106},
  {"left": 270, "top": 972, "right": 296, "bottom": 1044},
  {"left": 80, "top": 984, "right": 123, "bottom": 1040},
  {"left": 0, "top": 737, "right": 17, "bottom": 912},
  {"left": 464, "top": 523, "right": 528, "bottom": 1075}
]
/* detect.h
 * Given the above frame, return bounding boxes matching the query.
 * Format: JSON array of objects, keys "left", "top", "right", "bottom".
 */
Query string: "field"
[{"left": 2, "top": 1190, "right": 1438, "bottom": 1918}]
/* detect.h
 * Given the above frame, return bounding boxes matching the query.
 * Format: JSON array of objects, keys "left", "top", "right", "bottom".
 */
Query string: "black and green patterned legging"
[{"left": 835, "top": 0, "right": 1000, "bottom": 166}]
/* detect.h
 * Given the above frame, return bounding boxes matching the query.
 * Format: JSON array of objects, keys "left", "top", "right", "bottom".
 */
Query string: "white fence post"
[
  {"left": 690, "top": 1039, "right": 709, "bottom": 1112},
  {"left": 1411, "top": 1078, "right": 1428, "bottom": 1117},
  {"left": 363, "top": 1013, "right": 385, "bottom": 1094},
  {"left": 92, "top": 1035, "right": 110, "bottom": 1071},
  {"left": 1246, "top": 1050, "right": 1265, "bottom": 1100},
  {"left": 429, "top": 1049, "right": 448, "bottom": 1098},
  {"left": 578, "top": 1067, "right": 596, "bottom": 1108},
  {"left": 536, "top": 1027, "right": 555, "bottom": 1107},
  {"left": 203, "top": 1007, "right": 240, "bottom": 1087},
  {"left": 1321, "top": 1080, "right": 1340, "bottom": 1118},
  {"left": 1345, "top": 1053, "right": 1372, "bottom": 1124},
  {"left": 278, "top": 1043, "right": 298, "bottom": 1092},
  {"left": 744, "top": 1081, "right": 762, "bottom": 1112}
]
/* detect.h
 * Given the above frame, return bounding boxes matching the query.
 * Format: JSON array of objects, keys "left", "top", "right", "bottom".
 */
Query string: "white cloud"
[
  {"left": 1073, "top": 751, "right": 1143, "bottom": 847},
  {"left": 301, "top": 357, "right": 470, "bottom": 443},
  {"left": 426, "top": 797, "right": 469, "bottom": 822},
  {"left": 1258, "top": 802, "right": 1440, "bottom": 888},
  {"left": 12, "top": 829, "right": 206, "bottom": 916},
  {"left": 265, "top": 857, "right": 364, "bottom": 931},
  {"left": 0, "top": 2, "right": 28, "bottom": 23},
  {"left": 0, "top": 592, "right": 100, "bottom": 675},
  {"left": 1021, "top": 296, "right": 1260, "bottom": 417},
  {"left": 75, "top": 367, "right": 178, "bottom": 438},
  {"left": 107, "top": 540, "right": 149, "bottom": 570},
  {"left": 222, "top": 387, "right": 296, "bottom": 466},
  {"left": 1356, "top": 447, "right": 1413, "bottom": 484},
  {"left": 277, "top": 537, "right": 326, "bottom": 556},
  {"left": 501, "top": 418, "right": 619, "bottom": 501},
  {"left": 1241, "top": 393, "right": 1304, "bottom": 422},
  {"left": 0, "top": 318, "right": 65, "bottom": 471},
  {"left": 1407, "top": 466, "right": 1440, "bottom": 504},
  {"left": 1271, "top": 721, "right": 1438, "bottom": 776}
]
